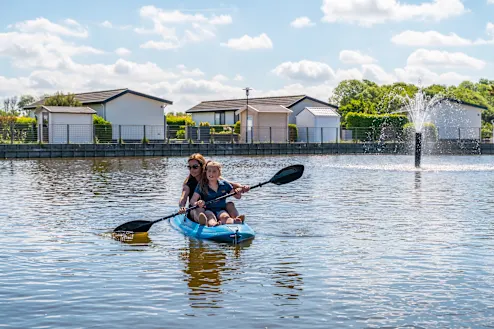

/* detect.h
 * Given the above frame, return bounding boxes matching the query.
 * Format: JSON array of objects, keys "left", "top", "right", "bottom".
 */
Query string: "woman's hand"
[
  {"left": 178, "top": 207, "right": 187, "bottom": 214},
  {"left": 195, "top": 200, "right": 205, "bottom": 208},
  {"left": 241, "top": 185, "right": 250, "bottom": 193}
]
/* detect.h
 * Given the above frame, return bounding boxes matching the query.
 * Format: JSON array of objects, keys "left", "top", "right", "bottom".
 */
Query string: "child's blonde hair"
[{"left": 199, "top": 161, "right": 222, "bottom": 194}]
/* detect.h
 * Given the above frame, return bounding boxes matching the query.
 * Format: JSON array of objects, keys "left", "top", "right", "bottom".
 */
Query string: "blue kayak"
[{"left": 169, "top": 214, "right": 255, "bottom": 243}]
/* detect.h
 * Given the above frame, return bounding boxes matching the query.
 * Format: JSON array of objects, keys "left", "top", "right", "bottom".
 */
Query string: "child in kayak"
[
  {"left": 178, "top": 154, "right": 248, "bottom": 224},
  {"left": 189, "top": 160, "right": 247, "bottom": 227}
]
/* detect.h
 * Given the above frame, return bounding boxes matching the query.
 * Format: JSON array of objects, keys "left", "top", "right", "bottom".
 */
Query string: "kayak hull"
[{"left": 169, "top": 214, "right": 255, "bottom": 243}]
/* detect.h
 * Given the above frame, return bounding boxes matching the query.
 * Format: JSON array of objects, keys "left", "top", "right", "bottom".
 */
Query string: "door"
[{"left": 247, "top": 115, "right": 253, "bottom": 143}]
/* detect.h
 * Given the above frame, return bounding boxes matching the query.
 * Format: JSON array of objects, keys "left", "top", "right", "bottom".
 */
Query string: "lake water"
[{"left": 1, "top": 155, "right": 494, "bottom": 328}]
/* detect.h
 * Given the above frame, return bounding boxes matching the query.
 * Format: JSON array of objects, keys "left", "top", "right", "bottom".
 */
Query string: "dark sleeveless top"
[{"left": 185, "top": 176, "right": 199, "bottom": 202}]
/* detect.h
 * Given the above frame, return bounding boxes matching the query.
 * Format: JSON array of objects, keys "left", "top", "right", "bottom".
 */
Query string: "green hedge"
[
  {"left": 288, "top": 124, "right": 298, "bottom": 142},
  {"left": 166, "top": 114, "right": 195, "bottom": 126},
  {"left": 93, "top": 115, "right": 112, "bottom": 143},
  {"left": 234, "top": 121, "right": 241, "bottom": 134},
  {"left": 403, "top": 122, "right": 438, "bottom": 142},
  {"left": 345, "top": 112, "right": 408, "bottom": 140}
]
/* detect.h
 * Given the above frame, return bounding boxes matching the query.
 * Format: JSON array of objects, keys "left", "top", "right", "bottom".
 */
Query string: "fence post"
[
  {"left": 93, "top": 125, "right": 96, "bottom": 144},
  {"left": 321, "top": 127, "right": 323, "bottom": 144},
  {"left": 143, "top": 125, "right": 146, "bottom": 144},
  {"left": 231, "top": 127, "right": 234, "bottom": 144},
  {"left": 66, "top": 124, "right": 70, "bottom": 144},
  {"left": 458, "top": 127, "right": 461, "bottom": 141},
  {"left": 251, "top": 126, "right": 253, "bottom": 144},
  {"left": 269, "top": 127, "right": 272, "bottom": 143},
  {"left": 337, "top": 127, "right": 340, "bottom": 144},
  {"left": 119, "top": 125, "right": 122, "bottom": 144},
  {"left": 306, "top": 127, "right": 309, "bottom": 143},
  {"left": 10, "top": 122, "right": 14, "bottom": 144}
]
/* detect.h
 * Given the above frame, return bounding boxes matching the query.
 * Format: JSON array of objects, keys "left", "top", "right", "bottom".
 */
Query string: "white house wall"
[
  {"left": 105, "top": 93, "right": 165, "bottom": 140},
  {"left": 427, "top": 103, "right": 482, "bottom": 139},
  {"left": 191, "top": 112, "right": 215, "bottom": 126},
  {"left": 89, "top": 104, "right": 104, "bottom": 118},
  {"left": 296, "top": 110, "right": 340, "bottom": 142},
  {"left": 49, "top": 113, "right": 93, "bottom": 144},
  {"left": 288, "top": 99, "right": 331, "bottom": 124},
  {"left": 191, "top": 111, "right": 236, "bottom": 125}
]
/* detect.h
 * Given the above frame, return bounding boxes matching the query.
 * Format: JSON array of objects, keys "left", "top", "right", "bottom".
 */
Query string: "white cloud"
[
  {"left": 9, "top": 17, "right": 88, "bottom": 38},
  {"left": 339, "top": 50, "right": 376, "bottom": 64},
  {"left": 140, "top": 40, "right": 181, "bottom": 50},
  {"left": 321, "top": 0, "right": 467, "bottom": 27},
  {"left": 362, "top": 64, "right": 394, "bottom": 84},
  {"left": 290, "top": 17, "right": 315, "bottom": 28},
  {"left": 394, "top": 66, "right": 470, "bottom": 85},
  {"left": 392, "top": 30, "right": 472, "bottom": 46},
  {"left": 221, "top": 33, "right": 273, "bottom": 50},
  {"left": 99, "top": 20, "right": 132, "bottom": 30},
  {"left": 101, "top": 20, "right": 113, "bottom": 28},
  {"left": 210, "top": 15, "right": 233, "bottom": 25},
  {"left": 407, "top": 49, "right": 486, "bottom": 70},
  {"left": 392, "top": 29, "right": 494, "bottom": 46},
  {"left": 487, "top": 22, "right": 494, "bottom": 37},
  {"left": 135, "top": 6, "right": 232, "bottom": 50},
  {"left": 115, "top": 48, "right": 131, "bottom": 56},
  {"left": 272, "top": 60, "right": 336, "bottom": 82},
  {"left": 212, "top": 74, "right": 229, "bottom": 81},
  {"left": 489, "top": 0, "right": 494, "bottom": 4},
  {"left": 234, "top": 74, "right": 244, "bottom": 81},
  {"left": 0, "top": 32, "right": 104, "bottom": 69},
  {"left": 177, "top": 65, "right": 205, "bottom": 77}
]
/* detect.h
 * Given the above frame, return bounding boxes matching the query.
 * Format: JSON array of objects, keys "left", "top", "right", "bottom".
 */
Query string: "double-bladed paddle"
[{"left": 113, "top": 164, "right": 304, "bottom": 233}]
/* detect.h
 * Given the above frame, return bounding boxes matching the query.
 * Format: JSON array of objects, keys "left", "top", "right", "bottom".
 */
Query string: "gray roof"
[
  {"left": 187, "top": 95, "right": 337, "bottom": 113},
  {"left": 24, "top": 88, "right": 173, "bottom": 109},
  {"left": 40, "top": 106, "right": 96, "bottom": 114},
  {"left": 303, "top": 107, "right": 340, "bottom": 117}
]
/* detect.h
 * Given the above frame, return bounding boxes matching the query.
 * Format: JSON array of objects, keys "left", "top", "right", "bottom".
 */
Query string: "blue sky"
[{"left": 1, "top": 0, "right": 493, "bottom": 111}]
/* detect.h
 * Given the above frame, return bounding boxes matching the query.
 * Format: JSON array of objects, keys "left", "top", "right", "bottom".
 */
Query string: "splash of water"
[{"left": 399, "top": 90, "right": 445, "bottom": 133}]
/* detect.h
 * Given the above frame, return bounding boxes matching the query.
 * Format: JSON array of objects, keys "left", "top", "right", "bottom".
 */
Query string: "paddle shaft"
[{"left": 150, "top": 180, "right": 271, "bottom": 225}]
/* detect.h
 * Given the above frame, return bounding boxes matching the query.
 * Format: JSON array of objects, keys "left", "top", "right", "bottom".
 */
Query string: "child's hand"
[
  {"left": 241, "top": 185, "right": 250, "bottom": 193},
  {"left": 178, "top": 207, "right": 187, "bottom": 214},
  {"left": 195, "top": 200, "right": 205, "bottom": 208}
]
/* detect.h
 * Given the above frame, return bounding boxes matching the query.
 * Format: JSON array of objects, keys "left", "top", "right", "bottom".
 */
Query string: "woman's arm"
[
  {"left": 178, "top": 185, "right": 190, "bottom": 214},
  {"left": 190, "top": 192, "right": 204, "bottom": 208}
]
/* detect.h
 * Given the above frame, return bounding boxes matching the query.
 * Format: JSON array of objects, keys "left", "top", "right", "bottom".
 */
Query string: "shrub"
[
  {"left": 166, "top": 114, "right": 195, "bottom": 126},
  {"left": 93, "top": 115, "right": 112, "bottom": 143},
  {"left": 176, "top": 129, "right": 185, "bottom": 139},
  {"left": 234, "top": 121, "right": 241, "bottom": 134},
  {"left": 199, "top": 122, "right": 210, "bottom": 127},
  {"left": 403, "top": 122, "right": 438, "bottom": 142},
  {"left": 345, "top": 112, "right": 408, "bottom": 140},
  {"left": 288, "top": 124, "right": 298, "bottom": 142}
]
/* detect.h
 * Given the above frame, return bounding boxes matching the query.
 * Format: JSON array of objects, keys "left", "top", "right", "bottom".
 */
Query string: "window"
[
  {"left": 234, "top": 113, "right": 239, "bottom": 123},
  {"left": 214, "top": 112, "right": 225, "bottom": 125}
]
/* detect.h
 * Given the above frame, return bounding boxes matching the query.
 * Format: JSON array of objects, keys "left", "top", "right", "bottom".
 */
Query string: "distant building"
[
  {"left": 186, "top": 95, "right": 338, "bottom": 142},
  {"left": 24, "top": 89, "right": 173, "bottom": 141},
  {"left": 427, "top": 99, "right": 486, "bottom": 140}
]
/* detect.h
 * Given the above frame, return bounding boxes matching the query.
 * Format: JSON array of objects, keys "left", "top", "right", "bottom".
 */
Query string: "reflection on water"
[
  {"left": 179, "top": 240, "right": 251, "bottom": 309},
  {"left": 2, "top": 155, "right": 494, "bottom": 328},
  {"left": 271, "top": 260, "right": 303, "bottom": 304},
  {"left": 111, "top": 232, "right": 152, "bottom": 245}
]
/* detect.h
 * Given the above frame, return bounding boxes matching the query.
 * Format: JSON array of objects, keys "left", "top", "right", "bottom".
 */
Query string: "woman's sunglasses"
[{"left": 187, "top": 164, "right": 200, "bottom": 170}]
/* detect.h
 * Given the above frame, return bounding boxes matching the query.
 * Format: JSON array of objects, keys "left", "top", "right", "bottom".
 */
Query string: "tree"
[
  {"left": 17, "top": 95, "right": 37, "bottom": 110},
  {"left": 1, "top": 97, "right": 19, "bottom": 116},
  {"left": 43, "top": 92, "right": 82, "bottom": 107},
  {"left": 330, "top": 80, "right": 367, "bottom": 107}
]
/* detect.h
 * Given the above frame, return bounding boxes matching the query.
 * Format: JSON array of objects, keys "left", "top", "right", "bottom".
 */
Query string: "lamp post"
[{"left": 243, "top": 87, "right": 251, "bottom": 143}]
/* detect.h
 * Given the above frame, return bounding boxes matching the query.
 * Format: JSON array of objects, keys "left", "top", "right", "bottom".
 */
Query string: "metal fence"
[{"left": 0, "top": 123, "right": 487, "bottom": 144}]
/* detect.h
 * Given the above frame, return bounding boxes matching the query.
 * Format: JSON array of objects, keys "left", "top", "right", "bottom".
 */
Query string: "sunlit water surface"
[{"left": 1, "top": 155, "right": 494, "bottom": 328}]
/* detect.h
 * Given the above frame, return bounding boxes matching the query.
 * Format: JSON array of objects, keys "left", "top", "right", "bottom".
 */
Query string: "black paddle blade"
[
  {"left": 113, "top": 220, "right": 153, "bottom": 233},
  {"left": 270, "top": 164, "right": 304, "bottom": 185}
]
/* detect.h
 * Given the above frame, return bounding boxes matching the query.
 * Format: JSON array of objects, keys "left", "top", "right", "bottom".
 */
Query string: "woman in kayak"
[
  {"left": 178, "top": 154, "right": 248, "bottom": 223},
  {"left": 190, "top": 160, "right": 247, "bottom": 227}
]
